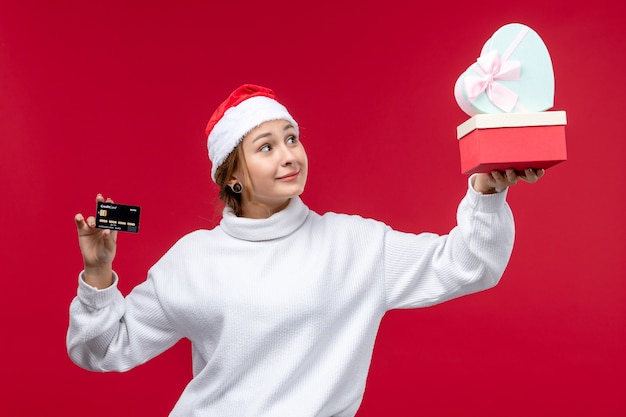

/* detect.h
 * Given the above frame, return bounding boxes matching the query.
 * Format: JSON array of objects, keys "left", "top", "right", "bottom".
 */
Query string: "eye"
[
  {"left": 286, "top": 135, "right": 298, "bottom": 144},
  {"left": 259, "top": 144, "right": 272, "bottom": 152}
]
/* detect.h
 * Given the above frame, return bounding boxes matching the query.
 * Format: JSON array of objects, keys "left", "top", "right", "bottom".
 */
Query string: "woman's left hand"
[{"left": 473, "top": 168, "right": 545, "bottom": 194}]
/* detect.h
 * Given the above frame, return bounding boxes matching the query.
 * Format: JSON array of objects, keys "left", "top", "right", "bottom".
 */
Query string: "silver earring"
[{"left": 232, "top": 182, "right": 243, "bottom": 194}]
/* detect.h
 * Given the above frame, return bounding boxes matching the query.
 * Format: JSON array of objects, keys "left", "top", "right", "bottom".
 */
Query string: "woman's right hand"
[{"left": 74, "top": 194, "right": 118, "bottom": 289}]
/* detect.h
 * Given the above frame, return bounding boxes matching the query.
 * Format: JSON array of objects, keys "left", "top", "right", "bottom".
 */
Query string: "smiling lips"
[{"left": 277, "top": 171, "right": 299, "bottom": 181}]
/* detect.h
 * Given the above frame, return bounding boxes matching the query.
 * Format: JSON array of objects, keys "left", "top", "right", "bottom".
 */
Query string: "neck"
[{"left": 240, "top": 199, "right": 291, "bottom": 219}]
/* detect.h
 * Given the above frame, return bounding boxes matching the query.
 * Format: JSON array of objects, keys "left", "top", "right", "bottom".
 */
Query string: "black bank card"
[{"left": 96, "top": 202, "right": 141, "bottom": 233}]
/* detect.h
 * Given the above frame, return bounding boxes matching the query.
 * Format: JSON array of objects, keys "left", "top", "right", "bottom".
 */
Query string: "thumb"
[{"left": 102, "top": 228, "right": 119, "bottom": 243}]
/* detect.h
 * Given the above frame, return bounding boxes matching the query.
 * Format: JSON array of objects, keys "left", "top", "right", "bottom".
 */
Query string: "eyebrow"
[{"left": 252, "top": 122, "right": 295, "bottom": 143}]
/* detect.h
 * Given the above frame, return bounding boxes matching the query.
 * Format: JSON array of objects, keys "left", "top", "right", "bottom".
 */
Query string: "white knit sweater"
[{"left": 67, "top": 178, "right": 514, "bottom": 417}]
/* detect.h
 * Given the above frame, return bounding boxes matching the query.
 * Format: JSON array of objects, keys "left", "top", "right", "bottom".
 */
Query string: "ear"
[{"left": 227, "top": 174, "right": 240, "bottom": 189}]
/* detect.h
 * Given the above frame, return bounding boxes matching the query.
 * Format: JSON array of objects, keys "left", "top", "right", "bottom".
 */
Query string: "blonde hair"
[{"left": 213, "top": 144, "right": 249, "bottom": 217}]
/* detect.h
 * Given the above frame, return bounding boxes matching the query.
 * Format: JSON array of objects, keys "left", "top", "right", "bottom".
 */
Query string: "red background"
[{"left": 1, "top": 1, "right": 625, "bottom": 415}]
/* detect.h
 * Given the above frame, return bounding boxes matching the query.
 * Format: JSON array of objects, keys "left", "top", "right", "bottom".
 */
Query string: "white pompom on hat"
[{"left": 205, "top": 84, "right": 299, "bottom": 182}]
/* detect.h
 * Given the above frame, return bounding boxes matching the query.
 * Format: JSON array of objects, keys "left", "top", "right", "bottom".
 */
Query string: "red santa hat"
[{"left": 205, "top": 84, "right": 299, "bottom": 182}]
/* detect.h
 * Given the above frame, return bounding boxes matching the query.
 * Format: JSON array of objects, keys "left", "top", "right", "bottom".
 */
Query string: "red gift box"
[{"left": 457, "top": 111, "right": 567, "bottom": 175}]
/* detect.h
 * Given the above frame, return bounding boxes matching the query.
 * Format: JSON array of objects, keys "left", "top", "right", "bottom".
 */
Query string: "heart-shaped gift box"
[
  {"left": 454, "top": 23, "right": 555, "bottom": 116},
  {"left": 453, "top": 23, "right": 567, "bottom": 174}
]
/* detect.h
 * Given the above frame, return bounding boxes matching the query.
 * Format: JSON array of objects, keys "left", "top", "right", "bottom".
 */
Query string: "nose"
[{"left": 279, "top": 144, "right": 296, "bottom": 166}]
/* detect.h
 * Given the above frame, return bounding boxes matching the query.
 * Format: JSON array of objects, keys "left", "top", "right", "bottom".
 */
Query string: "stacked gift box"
[{"left": 453, "top": 23, "right": 567, "bottom": 174}]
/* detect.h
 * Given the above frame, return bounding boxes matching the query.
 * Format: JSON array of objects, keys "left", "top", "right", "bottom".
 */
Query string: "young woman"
[{"left": 68, "top": 84, "right": 543, "bottom": 416}]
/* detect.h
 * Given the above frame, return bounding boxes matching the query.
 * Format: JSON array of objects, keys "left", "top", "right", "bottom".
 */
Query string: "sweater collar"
[{"left": 219, "top": 197, "right": 309, "bottom": 241}]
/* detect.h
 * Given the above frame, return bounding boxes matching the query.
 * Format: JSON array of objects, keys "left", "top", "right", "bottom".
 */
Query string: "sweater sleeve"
[
  {"left": 66, "top": 271, "right": 182, "bottom": 372},
  {"left": 384, "top": 176, "right": 515, "bottom": 310}
]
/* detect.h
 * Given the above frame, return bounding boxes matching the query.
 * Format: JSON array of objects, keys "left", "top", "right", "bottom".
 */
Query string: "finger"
[
  {"left": 75, "top": 213, "right": 98, "bottom": 231},
  {"left": 75, "top": 213, "right": 87, "bottom": 230},
  {"left": 107, "top": 229, "right": 118, "bottom": 243},
  {"left": 86, "top": 215, "right": 97, "bottom": 228},
  {"left": 102, "top": 229, "right": 118, "bottom": 247},
  {"left": 490, "top": 170, "right": 508, "bottom": 188},
  {"left": 505, "top": 169, "right": 518, "bottom": 184},
  {"left": 491, "top": 170, "right": 504, "bottom": 182},
  {"left": 96, "top": 194, "right": 115, "bottom": 204},
  {"left": 521, "top": 168, "right": 538, "bottom": 183},
  {"left": 520, "top": 168, "right": 545, "bottom": 183},
  {"left": 529, "top": 168, "right": 544, "bottom": 182},
  {"left": 536, "top": 168, "right": 545, "bottom": 179}
]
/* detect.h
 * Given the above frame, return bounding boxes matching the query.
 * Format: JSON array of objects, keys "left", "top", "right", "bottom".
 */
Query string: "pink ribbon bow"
[{"left": 464, "top": 49, "right": 521, "bottom": 112}]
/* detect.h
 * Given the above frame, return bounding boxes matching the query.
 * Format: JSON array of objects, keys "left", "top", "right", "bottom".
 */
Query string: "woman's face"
[{"left": 233, "top": 119, "right": 308, "bottom": 217}]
